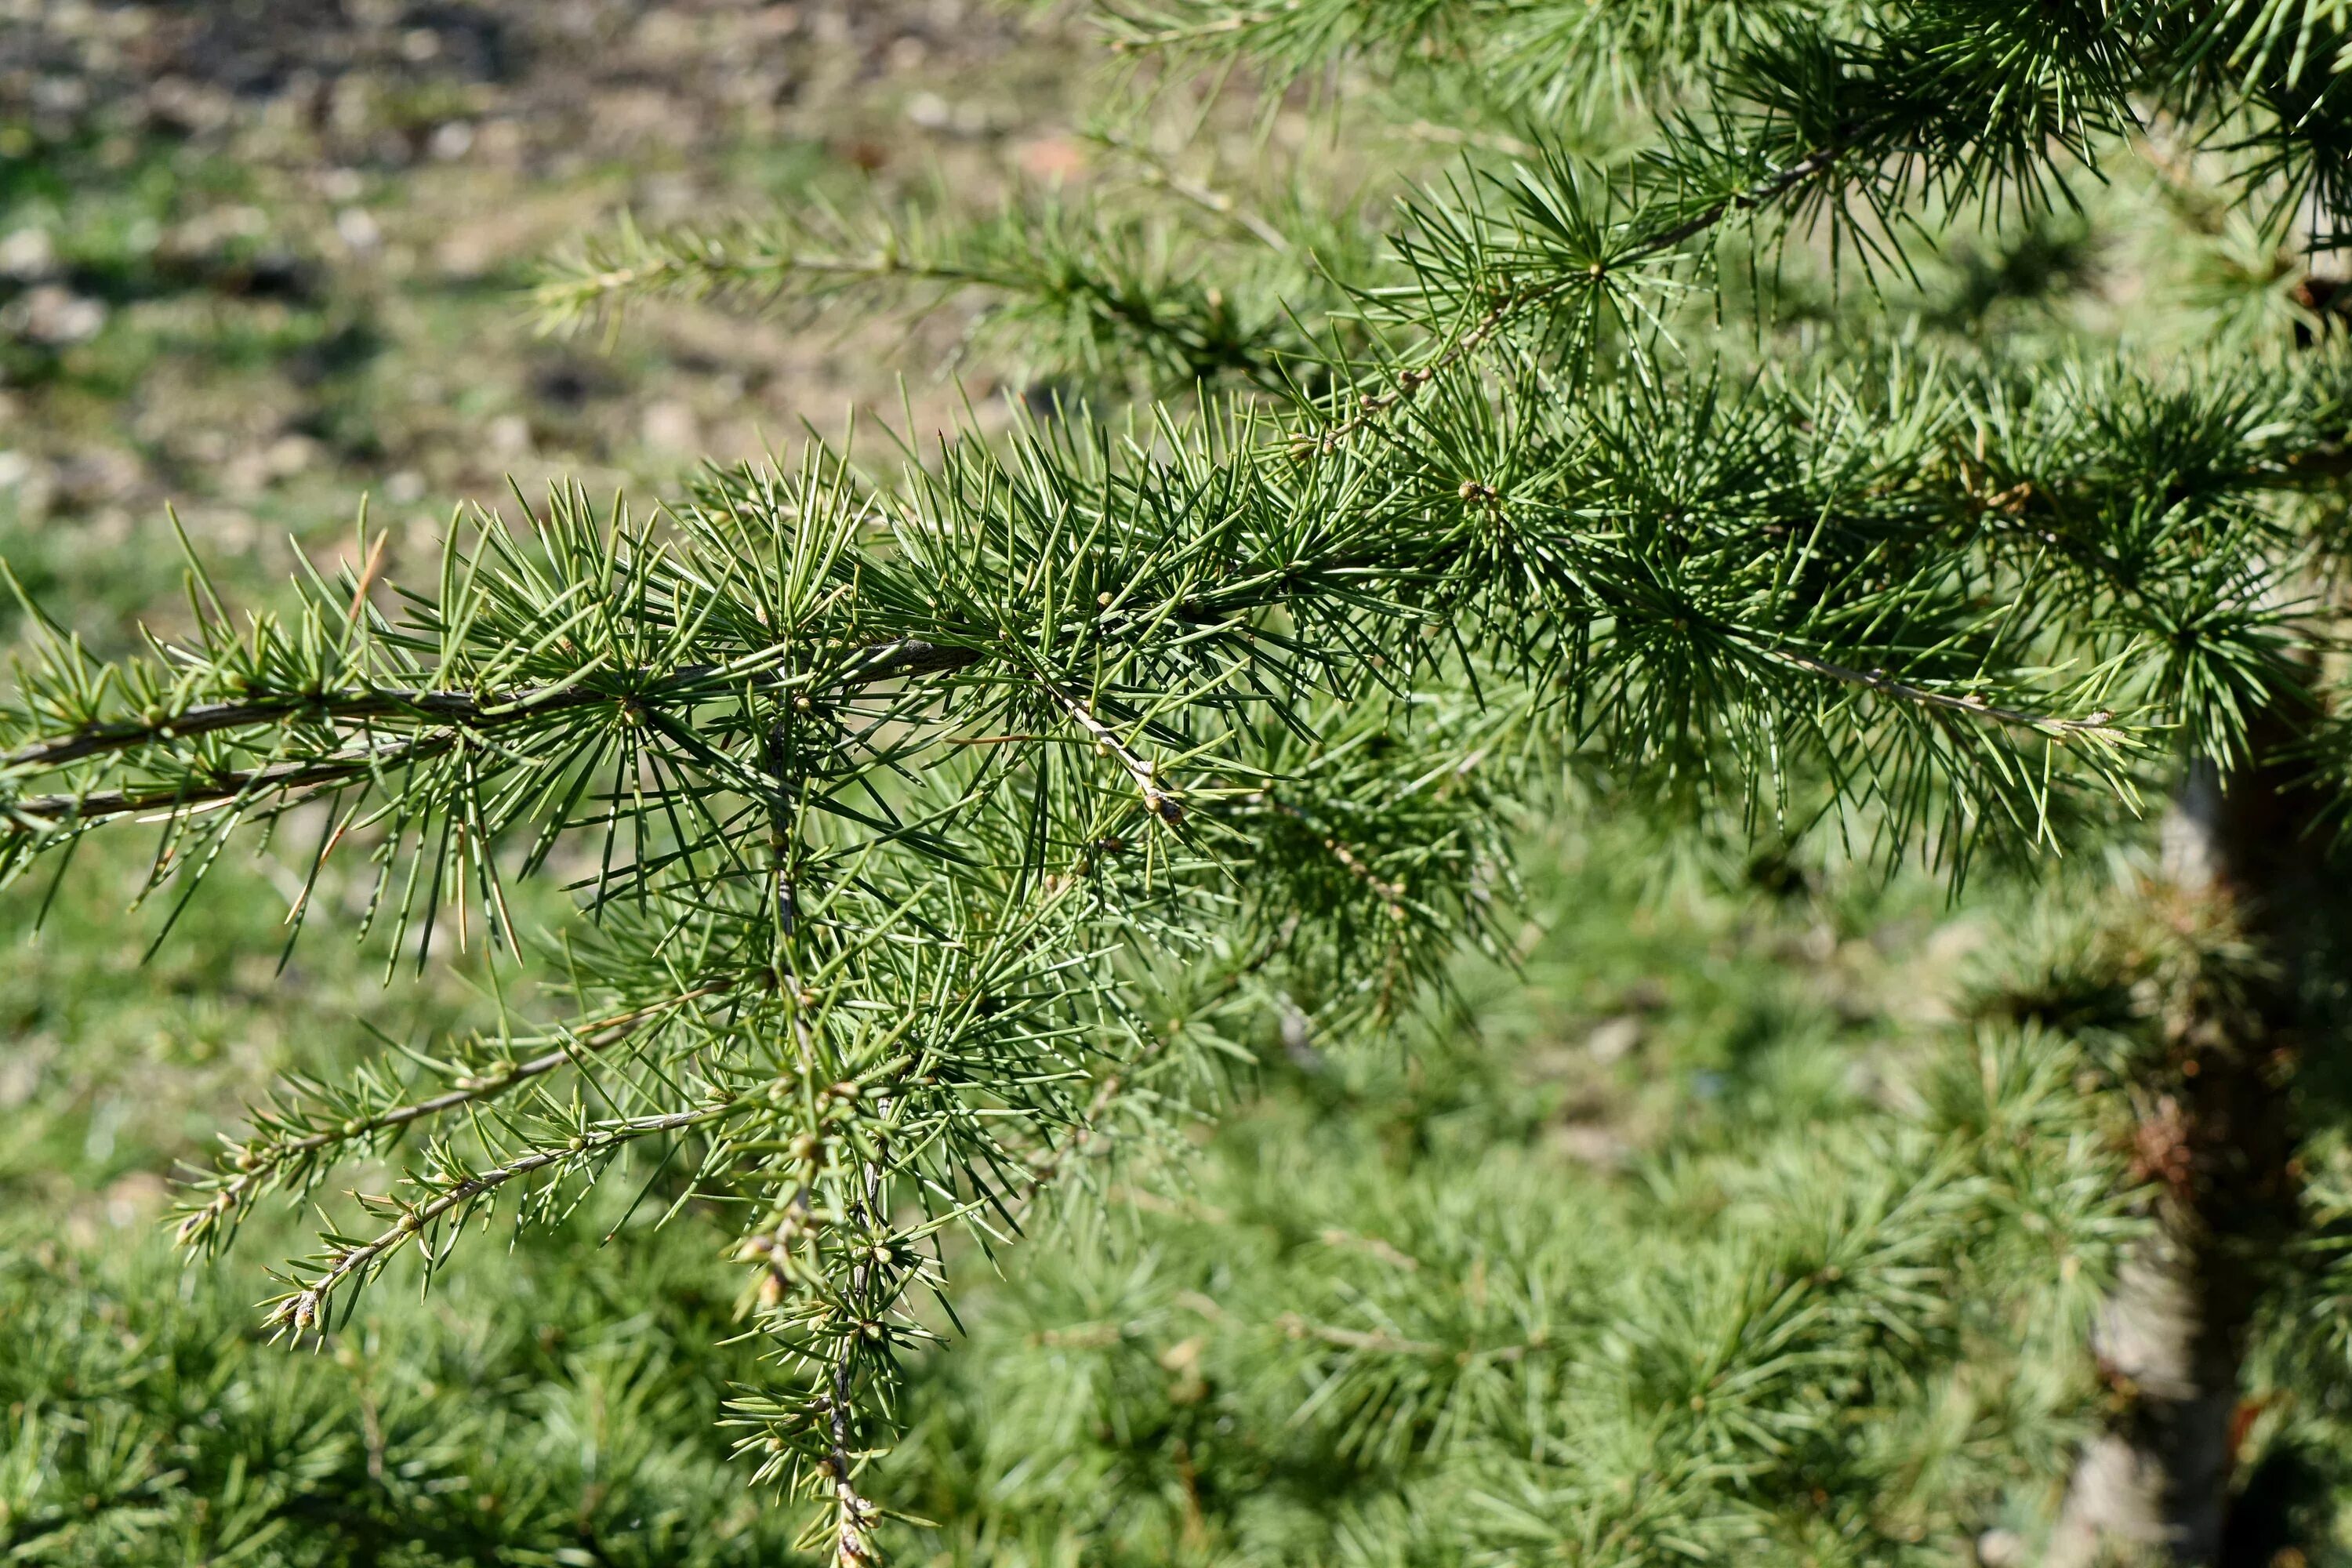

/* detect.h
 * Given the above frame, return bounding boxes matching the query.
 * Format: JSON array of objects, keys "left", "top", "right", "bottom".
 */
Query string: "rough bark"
[{"left": 2045, "top": 743, "right": 2315, "bottom": 1567}]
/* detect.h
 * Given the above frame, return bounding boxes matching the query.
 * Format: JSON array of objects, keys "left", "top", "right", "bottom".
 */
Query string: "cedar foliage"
[{"left": 8, "top": 0, "right": 2352, "bottom": 1562}]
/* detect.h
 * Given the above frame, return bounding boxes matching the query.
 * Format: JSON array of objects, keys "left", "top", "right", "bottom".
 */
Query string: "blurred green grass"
[{"left": 2, "top": 804, "right": 1998, "bottom": 1563}]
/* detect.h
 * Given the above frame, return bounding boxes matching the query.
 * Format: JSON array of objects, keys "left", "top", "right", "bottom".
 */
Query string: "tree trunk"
[{"left": 2045, "top": 748, "right": 2313, "bottom": 1567}]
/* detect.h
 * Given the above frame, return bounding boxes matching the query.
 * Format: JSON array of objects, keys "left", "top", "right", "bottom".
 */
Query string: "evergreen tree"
[{"left": 7, "top": 0, "right": 2352, "bottom": 1562}]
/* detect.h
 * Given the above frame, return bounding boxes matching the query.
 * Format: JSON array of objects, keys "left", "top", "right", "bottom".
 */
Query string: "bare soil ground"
[{"left": 0, "top": 0, "right": 1095, "bottom": 637}]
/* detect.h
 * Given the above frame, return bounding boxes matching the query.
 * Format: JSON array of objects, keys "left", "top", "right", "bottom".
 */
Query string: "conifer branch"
[
  {"left": 1766, "top": 648, "right": 2125, "bottom": 742},
  {"left": 536, "top": 208, "right": 1315, "bottom": 392},
  {"left": 2, "top": 638, "right": 982, "bottom": 780},
  {"left": 267, "top": 1101, "right": 734, "bottom": 1334},
  {"left": 826, "top": 1122, "right": 891, "bottom": 1568},
  {"left": 1254, "top": 790, "right": 1408, "bottom": 917},
  {"left": 176, "top": 986, "right": 724, "bottom": 1248},
  {"left": 6, "top": 739, "right": 452, "bottom": 829},
  {"left": 1088, "top": 126, "right": 1295, "bottom": 254},
  {"left": 1307, "top": 137, "right": 1852, "bottom": 450},
  {"left": 1040, "top": 678, "right": 1186, "bottom": 826},
  {"left": 15, "top": 1, "right": 2352, "bottom": 1553}
]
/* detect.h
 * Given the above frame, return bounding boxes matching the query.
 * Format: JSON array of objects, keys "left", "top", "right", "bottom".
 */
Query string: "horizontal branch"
[
  {"left": 2, "top": 639, "right": 987, "bottom": 829},
  {"left": 3, "top": 637, "right": 983, "bottom": 777},
  {"left": 178, "top": 986, "right": 724, "bottom": 1246},
  {"left": 6, "top": 739, "right": 455, "bottom": 829},
  {"left": 271, "top": 1101, "right": 731, "bottom": 1333},
  {"left": 1277, "top": 1314, "right": 1445, "bottom": 1357},
  {"left": 1255, "top": 791, "right": 1407, "bottom": 917},
  {"left": 1766, "top": 646, "right": 2122, "bottom": 741},
  {"left": 1310, "top": 138, "right": 1851, "bottom": 449},
  {"left": 3, "top": 686, "right": 597, "bottom": 773},
  {"left": 1041, "top": 679, "right": 1186, "bottom": 826}
]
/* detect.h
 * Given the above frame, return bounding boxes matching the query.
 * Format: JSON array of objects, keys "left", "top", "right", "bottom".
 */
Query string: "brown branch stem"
[
  {"left": 271, "top": 1102, "right": 731, "bottom": 1333},
  {"left": 1254, "top": 792, "right": 1407, "bottom": 917},
  {"left": 180, "top": 986, "right": 725, "bottom": 1245},
  {"left": 1040, "top": 679, "right": 1185, "bottom": 826},
  {"left": 2, "top": 637, "right": 983, "bottom": 776},
  {"left": 1764, "top": 646, "right": 2123, "bottom": 740},
  {"left": 1306, "top": 141, "right": 1850, "bottom": 451}
]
